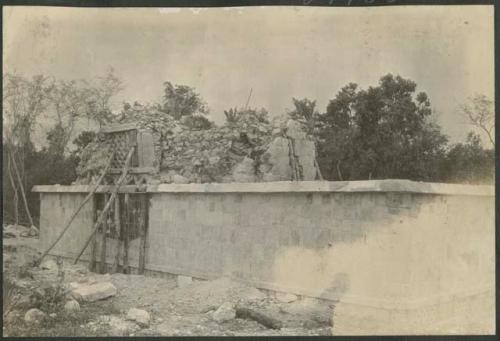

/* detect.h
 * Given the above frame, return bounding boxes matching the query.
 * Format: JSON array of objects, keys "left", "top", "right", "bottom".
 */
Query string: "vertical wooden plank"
[
  {"left": 112, "top": 194, "right": 122, "bottom": 273},
  {"left": 123, "top": 193, "right": 130, "bottom": 274},
  {"left": 137, "top": 132, "right": 155, "bottom": 168},
  {"left": 138, "top": 194, "right": 148, "bottom": 274},
  {"left": 100, "top": 193, "right": 109, "bottom": 274},
  {"left": 89, "top": 195, "right": 98, "bottom": 272}
]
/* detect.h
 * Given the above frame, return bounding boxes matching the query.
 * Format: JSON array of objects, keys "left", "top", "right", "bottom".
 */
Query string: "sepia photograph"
[{"left": 2, "top": 3, "right": 495, "bottom": 336}]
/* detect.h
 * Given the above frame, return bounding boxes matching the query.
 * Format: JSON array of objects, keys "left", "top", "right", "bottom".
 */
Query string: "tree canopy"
[{"left": 316, "top": 74, "right": 449, "bottom": 181}]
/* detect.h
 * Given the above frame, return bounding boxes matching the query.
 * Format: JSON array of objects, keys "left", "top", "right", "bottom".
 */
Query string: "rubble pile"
[{"left": 75, "top": 104, "right": 320, "bottom": 184}]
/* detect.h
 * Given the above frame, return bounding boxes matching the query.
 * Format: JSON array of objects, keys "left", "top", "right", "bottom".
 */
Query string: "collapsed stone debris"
[{"left": 74, "top": 105, "right": 321, "bottom": 185}]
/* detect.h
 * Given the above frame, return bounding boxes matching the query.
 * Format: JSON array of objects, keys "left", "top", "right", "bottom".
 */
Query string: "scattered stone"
[
  {"left": 108, "top": 315, "right": 139, "bottom": 336},
  {"left": 49, "top": 313, "right": 57, "bottom": 318},
  {"left": 24, "top": 308, "right": 46, "bottom": 323},
  {"left": 212, "top": 302, "right": 236, "bottom": 323},
  {"left": 240, "top": 288, "right": 267, "bottom": 303},
  {"left": 40, "top": 259, "right": 58, "bottom": 271},
  {"left": 64, "top": 299, "right": 81, "bottom": 313},
  {"left": 177, "top": 275, "right": 193, "bottom": 288},
  {"left": 275, "top": 292, "right": 298, "bottom": 303},
  {"left": 126, "top": 308, "right": 151, "bottom": 327},
  {"left": 71, "top": 282, "right": 117, "bottom": 302}
]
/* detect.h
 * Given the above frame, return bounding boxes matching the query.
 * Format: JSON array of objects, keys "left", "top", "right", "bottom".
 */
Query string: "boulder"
[
  {"left": 212, "top": 302, "right": 236, "bottom": 323},
  {"left": 126, "top": 308, "right": 151, "bottom": 327},
  {"left": 71, "top": 282, "right": 117, "bottom": 302},
  {"left": 64, "top": 299, "right": 81, "bottom": 313},
  {"left": 24, "top": 308, "right": 46, "bottom": 323}
]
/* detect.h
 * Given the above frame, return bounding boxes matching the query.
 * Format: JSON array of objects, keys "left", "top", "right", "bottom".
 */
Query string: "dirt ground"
[{"left": 3, "top": 225, "right": 334, "bottom": 336}]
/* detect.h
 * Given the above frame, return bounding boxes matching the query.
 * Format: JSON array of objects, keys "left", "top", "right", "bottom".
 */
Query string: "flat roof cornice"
[{"left": 32, "top": 179, "right": 494, "bottom": 196}]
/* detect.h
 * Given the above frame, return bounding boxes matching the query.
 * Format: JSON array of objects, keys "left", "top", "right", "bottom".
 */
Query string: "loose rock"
[
  {"left": 108, "top": 315, "right": 139, "bottom": 336},
  {"left": 212, "top": 302, "right": 236, "bottom": 323},
  {"left": 126, "top": 308, "right": 151, "bottom": 327},
  {"left": 275, "top": 292, "right": 298, "bottom": 303},
  {"left": 71, "top": 282, "right": 117, "bottom": 302},
  {"left": 64, "top": 299, "right": 81, "bottom": 313},
  {"left": 24, "top": 308, "right": 46, "bottom": 323},
  {"left": 40, "top": 259, "right": 58, "bottom": 271}
]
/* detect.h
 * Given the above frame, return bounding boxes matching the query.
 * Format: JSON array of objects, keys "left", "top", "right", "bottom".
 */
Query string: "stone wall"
[{"left": 33, "top": 180, "right": 495, "bottom": 334}]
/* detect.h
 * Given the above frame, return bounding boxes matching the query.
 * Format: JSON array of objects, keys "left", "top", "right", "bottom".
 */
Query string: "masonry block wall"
[{"left": 34, "top": 180, "right": 495, "bottom": 335}]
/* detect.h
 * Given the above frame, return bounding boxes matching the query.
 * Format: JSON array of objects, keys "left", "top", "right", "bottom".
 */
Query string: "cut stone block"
[{"left": 71, "top": 282, "right": 117, "bottom": 302}]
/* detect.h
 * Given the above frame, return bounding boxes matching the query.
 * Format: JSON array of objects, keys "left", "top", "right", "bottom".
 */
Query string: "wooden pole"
[
  {"left": 244, "top": 88, "right": 253, "bottom": 110},
  {"left": 7, "top": 155, "right": 19, "bottom": 226},
  {"left": 37, "top": 153, "right": 114, "bottom": 265},
  {"left": 112, "top": 195, "right": 123, "bottom": 273},
  {"left": 123, "top": 193, "right": 130, "bottom": 274},
  {"left": 138, "top": 194, "right": 148, "bottom": 274},
  {"left": 73, "top": 147, "right": 135, "bottom": 265},
  {"left": 89, "top": 202, "right": 99, "bottom": 272},
  {"left": 100, "top": 194, "right": 110, "bottom": 273},
  {"left": 9, "top": 150, "right": 34, "bottom": 227}
]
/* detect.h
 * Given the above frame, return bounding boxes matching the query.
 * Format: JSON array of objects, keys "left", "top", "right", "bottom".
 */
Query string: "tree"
[
  {"left": 288, "top": 98, "right": 319, "bottom": 136},
  {"left": 461, "top": 94, "right": 495, "bottom": 148},
  {"left": 317, "top": 84, "right": 358, "bottom": 180},
  {"left": 444, "top": 132, "right": 494, "bottom": 184},
  {"left": 3, "top": 73, "right": 52, "bottom": 225},
  {"left": 317, "top": 74, "right": 449, "bottom": 181},
  {"left": 47, "top": 80, "right": 88, "bottom": 153},
  {"left": 161, "top": 81, "right": 208, "bottom": 120}
]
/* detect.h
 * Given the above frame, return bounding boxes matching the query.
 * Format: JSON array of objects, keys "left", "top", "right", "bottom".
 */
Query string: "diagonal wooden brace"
[
  {"left": 73, "top": 147, "right": 135, "bottom": 265},
  {"left": 36, "top": 152, "right": 115, "bottom": 266}
]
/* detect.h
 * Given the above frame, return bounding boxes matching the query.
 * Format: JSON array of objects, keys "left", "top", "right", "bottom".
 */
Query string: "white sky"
[{"left": 3, "top": 5, "right": 494, "bottom": 147}]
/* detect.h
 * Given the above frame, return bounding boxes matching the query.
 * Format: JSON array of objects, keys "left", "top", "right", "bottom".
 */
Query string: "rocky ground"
[{"left": 3, "top": 224, "right": 334, "bottom": 337}]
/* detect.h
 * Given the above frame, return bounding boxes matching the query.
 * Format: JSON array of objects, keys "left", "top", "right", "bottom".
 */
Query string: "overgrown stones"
[{"left": 75, "top": 107, "right": 320, "bottom": 185}]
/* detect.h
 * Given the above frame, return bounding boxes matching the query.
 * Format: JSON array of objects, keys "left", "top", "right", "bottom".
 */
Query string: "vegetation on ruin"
[{"left": 2, "top": 72, "right": 495, "bottom": 226}]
